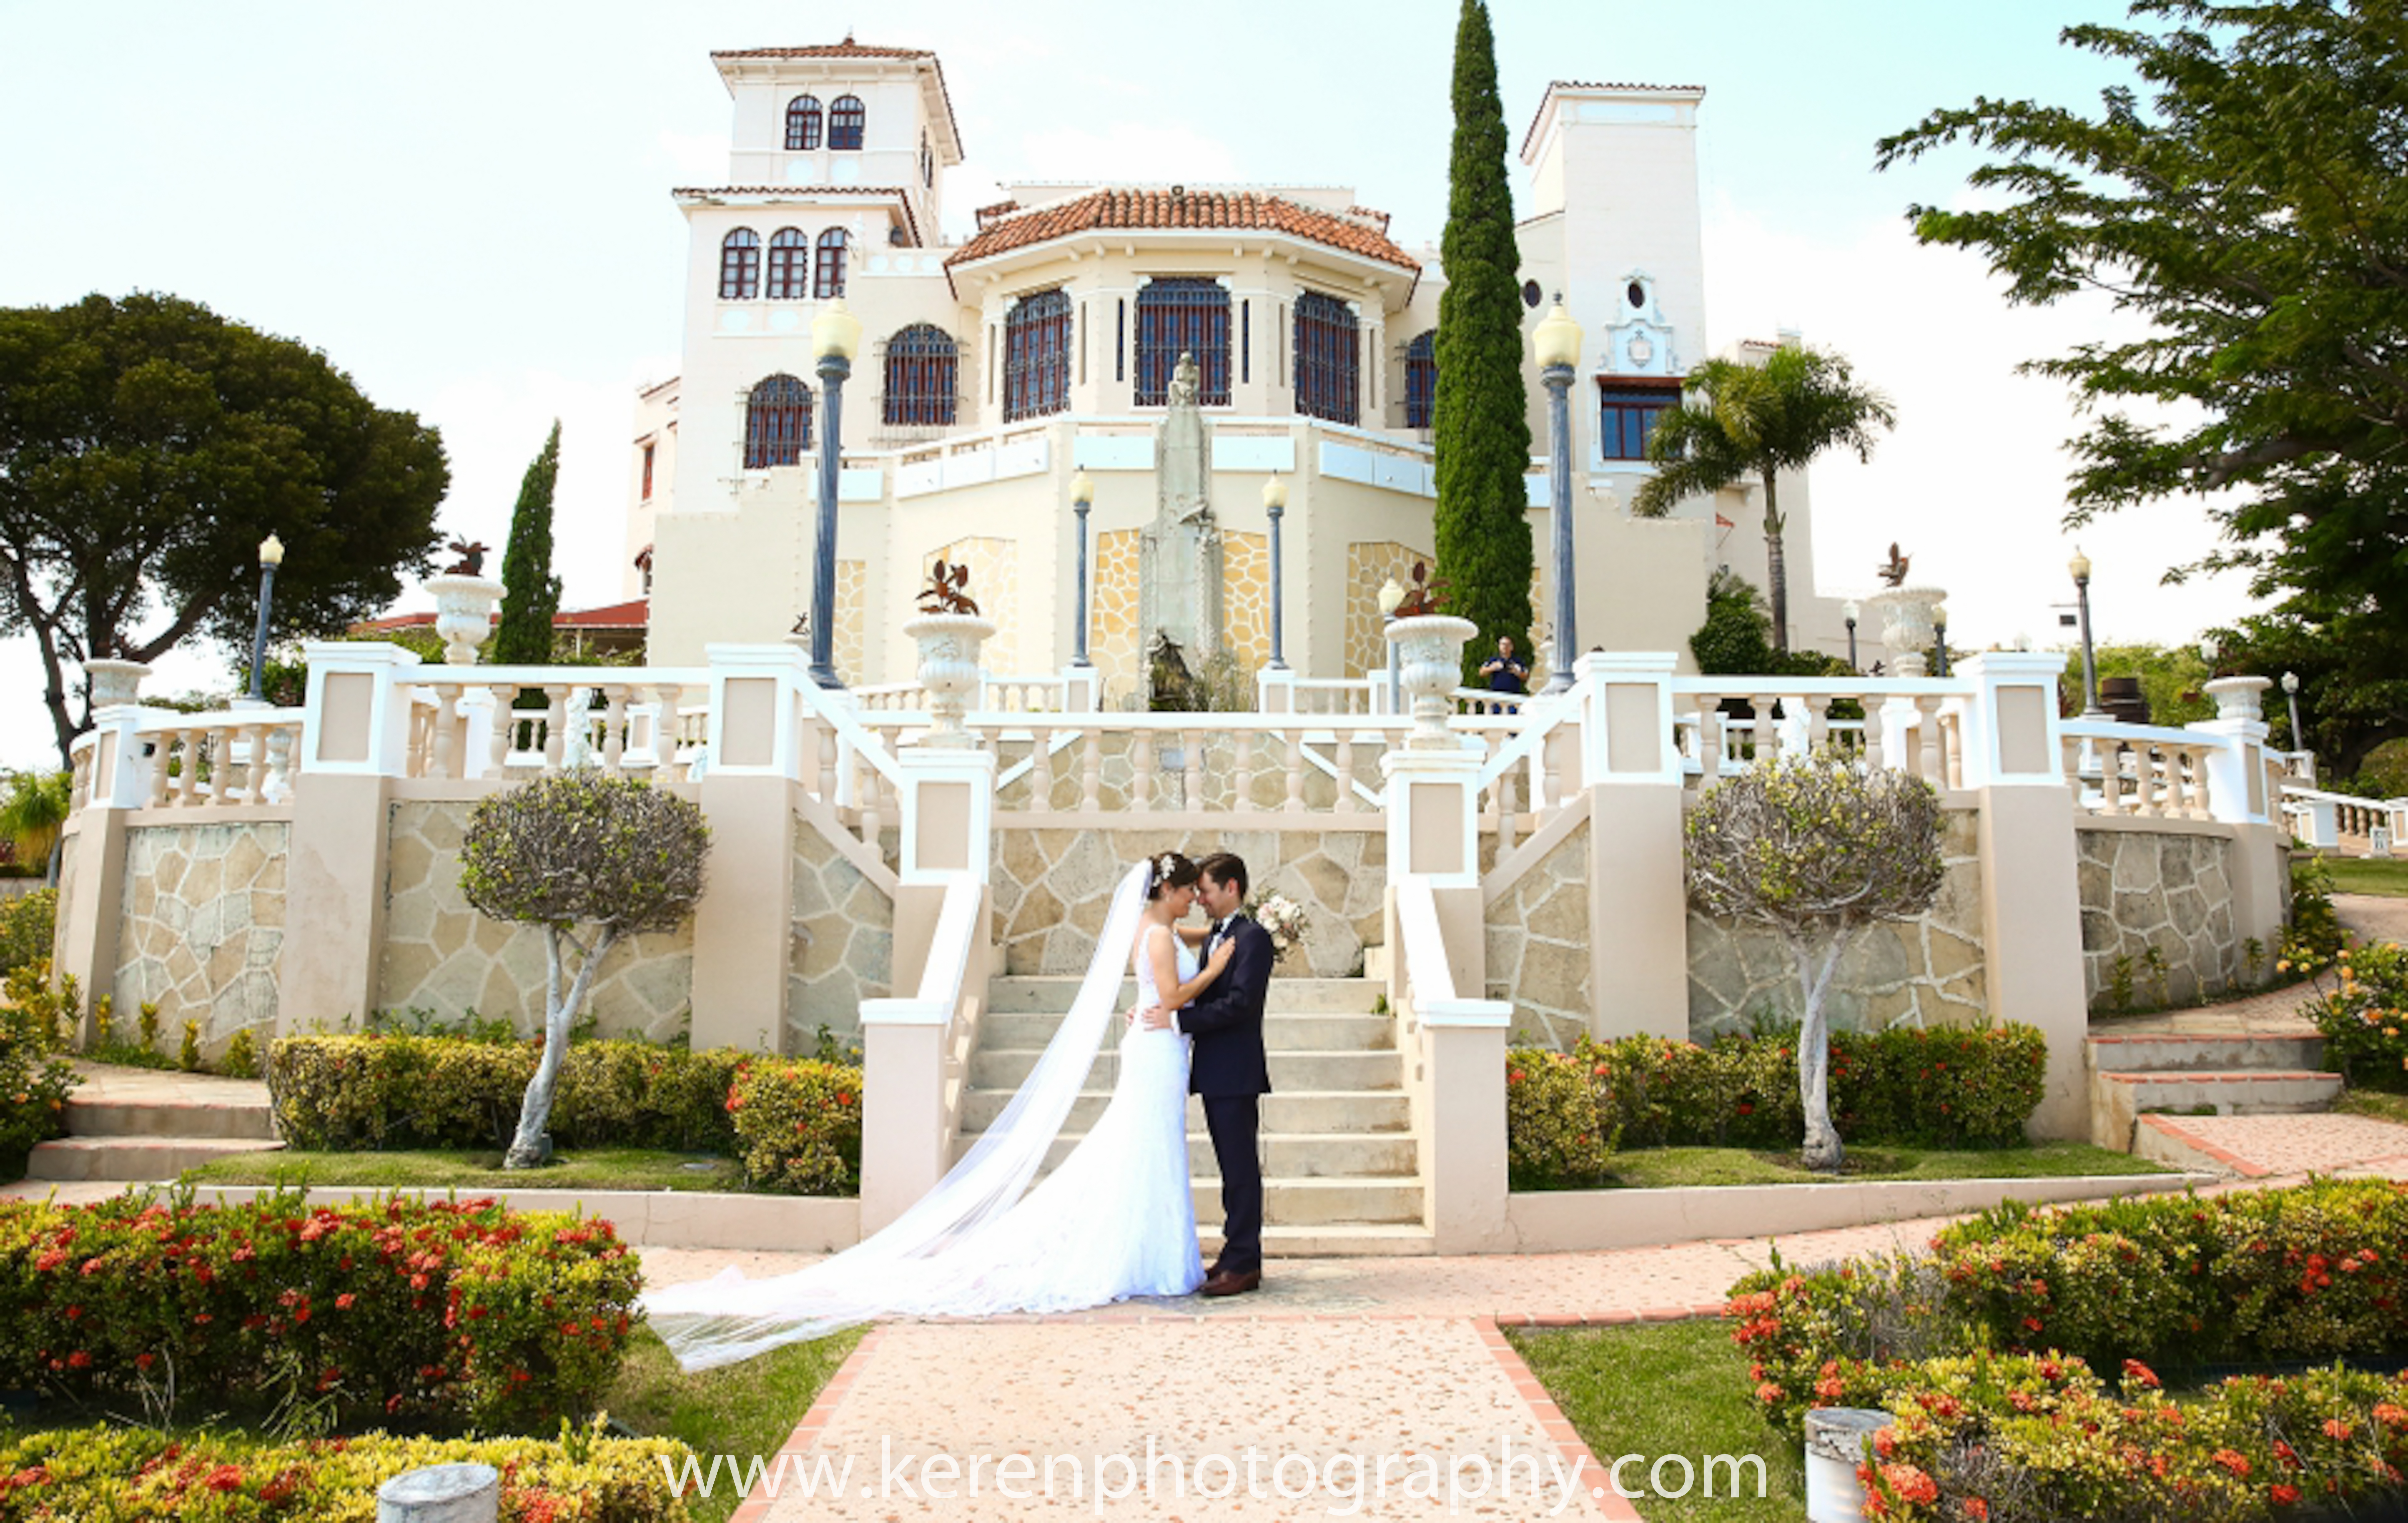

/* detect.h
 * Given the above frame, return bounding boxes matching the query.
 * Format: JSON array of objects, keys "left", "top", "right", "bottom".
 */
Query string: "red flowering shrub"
[
  {"left": 0, "top": 1188, "right": 640, "bottom": 1431},
  {"left": 1504, "top": 1050, "right": 1617, "bottom": 1188},
  {"left": 726, "top": 1058, "right": 863, "bottom": 1195}
]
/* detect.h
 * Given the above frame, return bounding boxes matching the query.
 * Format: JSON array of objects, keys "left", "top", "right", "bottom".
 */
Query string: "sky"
[{"left": 0, "top": 0, "right": 2252, "bottom": 767}]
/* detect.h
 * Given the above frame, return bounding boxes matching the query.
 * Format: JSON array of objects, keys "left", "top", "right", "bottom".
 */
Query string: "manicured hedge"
[
  {"left": 0, "top": 1190, "right": 640, "bottom": 1432},
  {"left": 0, "top": 1423, "right": 698, "bottom": 1521},
  {"left": 1726, "top": 1180, "right": 2408, "bottom": 1520},
  {"left": 2306, "top": 944, "right": 2408, "bottom": 1090},
  {"left": 1506, "top": 1022, "right": 2046, "bottom": 1186},
  {"left": 0, "top": 988, "right": 76, "bottom": 1184},
  {"left": 268, "top": 1035, "right": 861, "bottom": 1194}
]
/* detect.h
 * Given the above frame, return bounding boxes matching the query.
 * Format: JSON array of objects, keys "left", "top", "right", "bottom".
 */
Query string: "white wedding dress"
[{"left": 637, "top": 862, "right": 1204, "bottom": 1371}]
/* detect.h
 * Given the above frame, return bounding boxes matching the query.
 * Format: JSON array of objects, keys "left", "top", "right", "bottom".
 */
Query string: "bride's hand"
[{"left": 1206, "top": 938, "right": 1236, "bottom": 972}]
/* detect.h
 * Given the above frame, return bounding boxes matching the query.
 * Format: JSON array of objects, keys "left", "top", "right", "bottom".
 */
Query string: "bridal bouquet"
[{"left": 1250, "top": 894, "right": 1308, "bottom": 962}]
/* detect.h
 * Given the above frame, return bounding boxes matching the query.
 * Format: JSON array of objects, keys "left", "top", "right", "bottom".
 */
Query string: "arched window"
[
  {"left": 1294, "top": 291, "right": 1360, "bottom": 425},
  {"left": 766, "top": 228, "right": 809, "bottom": 299},
  {"left": 1404, "top": 329, "right": 1437, "bottom": 429},
  {"left": 814, "top": 229, "right": 849, "bottom": 299},
  {"left": 743, "top": 374, "right": 812, "bottom": 468},
  {"left": 719, "top": 228, "right": 761, "bottom": 300},
  {"left": 785, "top": 96, "right": 822, "bottom": 151},
  {"left": 1134, "top": 279, "right": 1231, "bottom": 406},
  {"left": 1003, "top": 289, "right": 1072, "bottom": 421},
  {"left": 883, "top": 325, "right": 958, "bottom": 426},
  {"left": 829, "top": 95, "right": 865, "bottom": 150}
]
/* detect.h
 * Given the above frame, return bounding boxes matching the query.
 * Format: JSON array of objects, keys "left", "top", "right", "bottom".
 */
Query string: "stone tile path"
[{"left": 2339, "top": 892, "right": 2408, "bottom": 949}]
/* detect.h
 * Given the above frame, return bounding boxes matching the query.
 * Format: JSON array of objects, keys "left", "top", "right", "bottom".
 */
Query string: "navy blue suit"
[{"left": 1178, "top": 915, "right": 1272, "bottom": 1273}]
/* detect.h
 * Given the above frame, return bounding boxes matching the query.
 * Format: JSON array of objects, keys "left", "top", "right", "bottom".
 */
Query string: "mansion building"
[{"left": 627, "top": 40, "right": 1847, "bottom": 696}]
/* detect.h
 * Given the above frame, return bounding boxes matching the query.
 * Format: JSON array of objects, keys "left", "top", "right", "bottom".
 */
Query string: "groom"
[{"left": 1139, "top": 851, "right": 1270, "bottom": 1296}]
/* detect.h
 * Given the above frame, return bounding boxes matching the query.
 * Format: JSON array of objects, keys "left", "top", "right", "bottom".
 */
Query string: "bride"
[{"left": 637, "top": 850, "right": 1233, "bottom": 1371}]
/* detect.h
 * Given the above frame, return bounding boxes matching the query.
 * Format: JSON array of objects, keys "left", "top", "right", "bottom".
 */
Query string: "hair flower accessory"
[{"left": 1154, "top": 852, "right": 1179, "bottom": 882}]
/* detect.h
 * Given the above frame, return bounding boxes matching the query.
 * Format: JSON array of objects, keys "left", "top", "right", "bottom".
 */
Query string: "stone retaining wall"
[
  {"left": 112, "top": 821, "right": 288, "bottom": 1049},
  {"left": 787, "top": 816, "right": 892, "bottom": 1050},
  {"left": 2077, "top": 826, "right": 2241, "bottom": 1009},
  {"left": 1484, "top": 820, "right": 1592, "bottom": 1049},
  {"left": 991, "top": 828, "right": 1385, "bottom": 978}
]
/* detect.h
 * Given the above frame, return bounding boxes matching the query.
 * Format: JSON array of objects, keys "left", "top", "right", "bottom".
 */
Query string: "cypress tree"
[
  {"left": 1431, "top": 0, "right": 1534, "bottom": 679},
  {"left": 492, "top": 420, "right": 563, "bottom": 669}
]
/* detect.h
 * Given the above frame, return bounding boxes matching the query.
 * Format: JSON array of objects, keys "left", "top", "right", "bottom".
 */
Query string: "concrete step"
[
  {"left": 62, "top": 1096, "right": 279, "bottom": 1141},
  {"left": 968, "top": 1046, "right": 1400, "bottom": 1092},
  {"left": 25, "top": 1136, "right": 285, "bottom": 1182},
  {"left": 1191, "top": 1176, "right": 1425, "bottom": 1226},
  {"left": 2089, "top": 1032, "right": 2326, "bottom": 1074},
  {"left": 1209, "top": 1223, "right": 1435, "bottom": 1259},
  {"left": 960, "top": 1088, "right": 1412, "bottom": 1135},
  {"left": 957, "top": 1130, "right": 1421, "bottom": 1180},
  {"left": 2094, "top": 1068, "right": 2343, "bottom": 1149},
  {"left": 977, "top": 1010, "right": 1396, "bottom": 1052},
  {"left": 986, "top": 976, "right": 1383, "bottom": 1015}
]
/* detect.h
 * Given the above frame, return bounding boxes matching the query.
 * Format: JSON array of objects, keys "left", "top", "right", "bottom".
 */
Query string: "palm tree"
[
  {"left": 0, "top": 769, "right": 70, "bottom": 884},
  {"left": 1634, "top": 344, "right": 1895, "bottom": 655}
]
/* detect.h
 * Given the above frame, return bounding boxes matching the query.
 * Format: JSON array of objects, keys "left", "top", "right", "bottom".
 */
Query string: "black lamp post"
[
  {"left": 808, "top": 298, "right": 862, "bottom": 689},
  {"left": 1932, "top": 601, "right": 1950, "bottom": 678},
  {"left": 2070, "top": 548, "right": 2104, "bottom": 717},
  {"left": 1843, "top": 599, "right": 1860, "bottom": 673},
  {"left": 2283, "top": 670, "right": 2304, "bottom": 749},
  {"left": 1070, "top": 469, "right": 1094, "bottom": 668},
  {"left": 1263, "top": 472, "right": 1288, "bottom": 670},
  {"left": 1532, "top": 296, "right": 1582, "bottom": 694},
  {"left": 245, "top": 534, "right": 285, "bottom": 701}
]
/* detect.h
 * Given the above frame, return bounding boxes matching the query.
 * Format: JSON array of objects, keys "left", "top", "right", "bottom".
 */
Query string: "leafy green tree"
[
  {"left": 1689, "top": 567, "right": 1776, "bottom": 676},
  {"left": 1685, "top": 753, "right": 1944, "bottom": 1173},
  {"left": 1634, "top": 346, "right": 1894, "bottom": 653},
  {"left": 2216, "top": 600, "right": 2408, "bottom": 781},
  {"left": 1876, "top": 1, "right": 2408, "bottom": 753},
  {"left": 0, "top": 771, "right": 70, "bottom": 884},
  {"left": 2055, "top": 642, "right": 2217, "bottom": 726},
  {"left": 0, "top": 293, "right": 448, "bottom": 765},
  {"left": 1431, "top": 0, "right": 1535, "bottom": 676},
  {"left": 491, "top": 421, "right": 563, "bottom": 670},
  {"left": 458, "top": 773, "right": 710, "bottom": 1169}
]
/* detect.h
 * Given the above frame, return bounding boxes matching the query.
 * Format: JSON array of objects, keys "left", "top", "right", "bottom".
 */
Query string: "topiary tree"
[
  {"left": 491, "top": 420, "right": 563, "bottom": 673},
  {"left": 459, "top": 772, "right": 709, "bottom": 1168},
  {"left": 1684, "top": 751, "right": 1943, "bottom": 1172}
]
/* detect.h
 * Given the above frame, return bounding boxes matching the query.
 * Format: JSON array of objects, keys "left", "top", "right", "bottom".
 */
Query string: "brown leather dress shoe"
[{"left": 1198, "top": 1268, "right": 1262, "bottom": 1297}]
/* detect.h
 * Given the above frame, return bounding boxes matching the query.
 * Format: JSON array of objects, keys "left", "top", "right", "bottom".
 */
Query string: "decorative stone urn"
[
  {"left": 904, "top": 611, "right": 995, "bottom": 747},
  {"left": 83, "top": 658, "right": 152, "bottom": 710},
  {"left": 2205, "top": 674, "right": 2273, "bottom": 725},
  {"left": 425, "top": 574, "right": 505, "bottom": 666},
  {"left": 1867, "top": 586, "right": 1945, "bottom": 677},
  {"left": 1386, "top": 614, "right": 1478, "bottom": 748}
]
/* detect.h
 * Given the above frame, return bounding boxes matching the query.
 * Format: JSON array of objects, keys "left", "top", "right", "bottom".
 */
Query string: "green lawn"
[
  {"left": 2336, "top": 1088, "right": 2408, "bottom": 1126},
  {"left": 179, "top": 1146, "right": 751, "bottom": 1193},
  {"left": 2329, "top": 857, "right": 2408, "bottom": 898},
  {"left": 1593, "top": 1140, "right": 2168, "bottom": 1190},
  {"left": 1509, "top": 1319, "right": 1805, "bottom": 1522},
  {"left": 607, "top": 1324, "right": 865, "bottom": 1523}
]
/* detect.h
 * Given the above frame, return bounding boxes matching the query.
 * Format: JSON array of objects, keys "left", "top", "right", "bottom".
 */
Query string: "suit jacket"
[{"left": 1178, "top": 917, "right": 1273, "bottom": 1097}]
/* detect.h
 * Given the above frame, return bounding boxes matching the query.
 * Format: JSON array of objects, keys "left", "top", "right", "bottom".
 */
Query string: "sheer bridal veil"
[{"left": 636, "top": 861, "right": 1153, "bottom": 1371}]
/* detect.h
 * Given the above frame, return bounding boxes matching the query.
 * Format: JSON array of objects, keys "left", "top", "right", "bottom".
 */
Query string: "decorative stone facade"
[
  {"left": 113, "top": 822, "right": 288, "bottom": 1048},
  {"left": 788, "top": 815, "right": 893, "bottom": 1048},
  {"left": 377, "top": 801, "right": 693, "bottom": 1040},
  {"left": 1485, "top": 819, "right": 1592, "bottom": 1048},
  {"left": 2077, "top": 827, "right": 2240, "bottom": 1009},
  {"left": 1091, "top": 528, "right": 1142, "bottom": 704},
  {"left": 1221, "top": 531, "right": 1270, "bottom": 674},
  {"left": 992, "top": 828, "right": 1385, "bottom": 978},
  {"left": 926, "top": 536, "right": 1019, "bottom": 677},
  {"left": 1685, "top": 807, "right": 1989, "bottom": 1038},
  {"left": 1344, "top": 540, "right": 1434, "bottom": 679},
  {"left": 834, "top": 558, "right": 867, "bottom": 681}
]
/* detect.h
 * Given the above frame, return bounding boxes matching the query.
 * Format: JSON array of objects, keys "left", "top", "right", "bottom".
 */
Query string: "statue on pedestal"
[{"left": 1138, "top": 352, "right": 1223, "bottom": 706}]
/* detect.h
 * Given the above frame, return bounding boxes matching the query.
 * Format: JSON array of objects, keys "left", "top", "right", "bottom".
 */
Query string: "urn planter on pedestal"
[
  {"left": 1386, "top": 614, "right": 1477, "bottom": 749},
  {"left": 905, "top": 612, "right": 995, "bottom": 748},
  {"left": 83, "top": 659, "right": 152, "bottom": 710},
  {"left": 1867, "top": 587, "right": 1945, "bottom": 677},
  {"left": 426, "top": 575, "right": 505, "bottom": 666},
  {"left": 2205, "top": 674, "right": 2273, "bottom": 725}
]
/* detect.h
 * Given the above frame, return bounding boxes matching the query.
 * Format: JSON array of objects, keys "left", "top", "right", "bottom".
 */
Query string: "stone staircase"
[
  {"left": 24, "top": 1063, "right": 284, "bottom": 1183},
  {"left": 959, "top": 975, "right": 1433, "bottom": 1256},
  {"left": 2089, "top": 1026, "right": 2342, "bottom": 1159}
]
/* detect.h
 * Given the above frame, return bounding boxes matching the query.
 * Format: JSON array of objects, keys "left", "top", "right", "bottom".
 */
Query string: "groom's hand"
[{"left": 1139, "top": 1005, "right": 1174, "bottom": 1031}]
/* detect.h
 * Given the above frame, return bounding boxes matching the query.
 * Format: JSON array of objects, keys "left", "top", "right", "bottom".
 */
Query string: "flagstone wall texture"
[
  {"left": 1485, "top": 819, "right": 1592, "bottom": 1048},
  {"left": 111, "top": 821, "right": 287, "bottom": 1049},
  {"left": 787, "top": 815, "right": 893, "bottom": 1048},
  {"left": 990, "top": 828, "right": 1386, "bottom": 979},
  {"left": 378, "top": 801, "right": 694, "bottom": 1040},
  {"left": 2076, "top": 826, "right": 2241, "bottom": 1010}
]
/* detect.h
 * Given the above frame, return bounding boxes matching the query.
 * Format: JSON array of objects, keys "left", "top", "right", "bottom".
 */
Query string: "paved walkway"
[{"left": 2339, "top": 892, "right": 2408, "bottom": 948}]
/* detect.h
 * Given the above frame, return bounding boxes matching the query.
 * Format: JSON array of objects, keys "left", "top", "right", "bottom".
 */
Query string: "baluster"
[
  {"left": 1232, "top": 731, "right": 1255, "bottom": 811},
  {"left": 1806, "top": 693, "right": 1831, "bottom": 754},
  {"left": 183, "top": 730, "right": 210, "bottom": 806},
  {"left": 1914, "top": 696, "right": 1944, "bottom": 785},
  {"left": 655, "top": 685, "right": 686, "bottom": 774},
  {"left": 146, "top": 733, "right": 171, "bottom": 808},
  {"left": 2185, "top": 747, "right": 2211, "bottom": 819},
  {"left": 430, "top": 685, "right": 461, "bottom": 780},
  {"left": 485, "top": 685, "right": 518, "bottom": 774},
  {"left": 1333, "top": 734, "right": 1357, "bottom": 814},
  {"left": 1751, "top": 694, "right": 1779, "bottom": 765},
  {"left": 264, "top": 724, "right": 294, "bottom": 803},
  {"left": 1694, "top": 695, "right": 1723, "bottom": 779},
  {"left": 1942, "top": 712, "right": 1966, "bottom": 791},
  {"left": 1861, "top": 697, "right": 1887, "bottom": 773},
  {"left": 1182, "top": 728, "right": 1205, "bottom": 813},
  {"left": 231, "top": 723, "right": 264, "bottom": 803},
  {"left": 1283, "top": 728, "right": 1306, "bottom": 813},
  {"left": 1030, "top": 725, "right": 1055, "bottom": 809},
  {"left": 2136, "top": 746, "right": 2164, "bottom": 818},
  {"left": 1134, "top": 731, "right": 1156, "bottom": 810},
  {"left": 856, "top": 752, "right": 882, "bottom": 849},
  {"left": 1081, "top": 731, "right": 1104, "bottom": 812},
  {"left": 601, "top": 688, "right": 629, "bottom": 775},
  {"left": 2060, "top": 736, "right": 2084, "bottom": 808},
  {"left": 2100, "top": 745, "right": 2127, "bottom": 814},
  {"left": 540, "top": 687, "right": 569, "bottom": 772}
]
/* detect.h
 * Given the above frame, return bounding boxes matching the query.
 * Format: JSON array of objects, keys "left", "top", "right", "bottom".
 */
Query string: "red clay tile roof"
[
  {"left": 1520, "top": 79, "right": 1705, "bottom": 160},
  {"left": 711, "top": 42, "right": 934, "bottom": 59},
  {"left": 946, "top": 189, "right": 1420, "bottom": 273},
  {"left": 1345, "top": 205, "right": 1394, "bottom": 232},
  {"left": 350, "top": 600, "right": 650, "bottom": 635}
]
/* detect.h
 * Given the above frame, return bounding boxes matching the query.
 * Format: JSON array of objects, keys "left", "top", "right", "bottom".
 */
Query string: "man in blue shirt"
[{"left": 1478, "top": 636, "right": 1530, "bottom": 706}]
